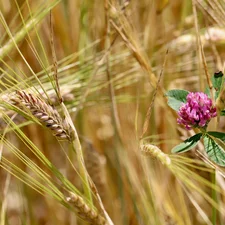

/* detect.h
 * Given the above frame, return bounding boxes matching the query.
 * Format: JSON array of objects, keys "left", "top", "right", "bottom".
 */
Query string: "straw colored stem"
[{"left": 211, "top": 171, "right": 217, "bottom": 225}]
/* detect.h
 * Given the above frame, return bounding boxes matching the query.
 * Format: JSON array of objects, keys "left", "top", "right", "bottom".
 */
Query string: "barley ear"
[
  {"left": 140, "top": 144, "right": 171, "bottom": 166},
  {"left": 11, "top": 90, "right": 72, "bottom": 141},
  {"left": 66, "top": 192, "right": 106, "bottom": 225}
]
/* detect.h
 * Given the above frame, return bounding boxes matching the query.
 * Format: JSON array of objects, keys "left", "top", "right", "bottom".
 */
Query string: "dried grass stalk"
[
  {"left": 11, "top": 90, "right": 72, "bottom": 140},
  {"left": 66, "top": 192, "right": 106, "bottom": 225}
]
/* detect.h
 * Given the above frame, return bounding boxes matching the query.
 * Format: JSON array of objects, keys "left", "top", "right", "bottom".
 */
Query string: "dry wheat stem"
[
  {"left": 66, "top": 192, "right": 106, "bottom": 225},
  {"left": 11, "top": 90, "right": 72, "bottom": 140}
]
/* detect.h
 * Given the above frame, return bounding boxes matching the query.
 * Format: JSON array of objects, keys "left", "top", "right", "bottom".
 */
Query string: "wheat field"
[{"left": 0, "top": 0, "right": 225, "bottom": 225}]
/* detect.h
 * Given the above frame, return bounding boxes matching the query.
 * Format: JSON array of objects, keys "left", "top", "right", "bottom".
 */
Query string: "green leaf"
[
  {"left": 171, "top": 133, "right": 202, "bottom": 153},
  {"left": 212, "top": 71, "right": 223, "bottom": 89},
  {"left": 207, "top": 131, "right": 225, "bottom": 142},
  {"left": 166, "top": 89, "right": 189, "bottom": 111},
  {"left": 204, "top": 87, "right": 210, "bottom": 97},
  {"left": 204, "top": 134, "right": 225, "bottom": 167},
  {"left": 220, "top": 110, "right": 225, "bottom": 116},
  {"left": 212, "top": 71, "right": 224, "bottom": 100}
]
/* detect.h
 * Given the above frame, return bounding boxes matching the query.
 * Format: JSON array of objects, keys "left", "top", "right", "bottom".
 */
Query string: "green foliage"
[
  {"left": 204, "top": 133, "right": 225, "bottom": 167},
  {"left": 165, "top": 89, "right": 189, "bottom": 111},
  {"left": 207, "top": 131, "right": 225, "bottom": 141},
  {"left": 212, "top": 71, "right": 224, "bottom": 100},
  {"left": 171, "top": 133, "right": 202, "bottom": 153},
  {"left": 172, "top": 131, "right": 225, "bottom": 167},
  {"left": 205, "top": 71, "right": 223, "bottom": 99}
]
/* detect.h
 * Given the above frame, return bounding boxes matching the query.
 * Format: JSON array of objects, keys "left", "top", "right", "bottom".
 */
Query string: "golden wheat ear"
[{"left": 11, "top": 90, "right": 72, "bottom": 141}]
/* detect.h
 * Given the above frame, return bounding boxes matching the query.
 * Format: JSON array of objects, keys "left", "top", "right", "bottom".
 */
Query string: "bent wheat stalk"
[
  {"left": 8, "top": 90, "right": 113, "bottom": 224},
  {"left": 9, "top": 90, "right": 92, "bottom": 201},
  {"left": 60, "top": 102, "right": 114, "bottom": 225}
]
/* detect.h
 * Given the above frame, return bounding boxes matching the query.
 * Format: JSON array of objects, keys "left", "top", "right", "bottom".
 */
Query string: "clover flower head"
[{"left": 177, "top": 92, "right": 217, "bottom": 130}]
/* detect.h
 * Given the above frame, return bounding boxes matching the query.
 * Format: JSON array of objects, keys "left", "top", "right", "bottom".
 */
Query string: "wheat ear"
[
  {"left": 11, "top": 90, "right": 72, "bottom": 140},
  {"left": 66, "top": 192, "right": 106, "bottom": 225},
  {"left": 140, "top": 144, "right": 171, "bottom": 166}
]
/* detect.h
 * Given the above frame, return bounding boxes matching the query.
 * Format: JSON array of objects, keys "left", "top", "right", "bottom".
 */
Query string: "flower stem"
[
  {"left": 199, "top": 127, "right": 207, "bottom": 134},
  {"left": 211, "top": 171, "right": 217, "bottom": 225}
]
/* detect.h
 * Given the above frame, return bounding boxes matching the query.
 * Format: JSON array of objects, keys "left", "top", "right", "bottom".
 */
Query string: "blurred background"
[{"left": 1, "top": 0, "right": 225, "bottom": 225}]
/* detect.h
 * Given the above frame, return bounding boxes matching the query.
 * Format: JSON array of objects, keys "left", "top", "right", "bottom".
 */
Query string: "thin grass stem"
[
  {"left": 211, "top": 171, "right": 217, "bottom": 225},
  {"left": 60, "top": 102, "right": 93, "bottom": 205}
]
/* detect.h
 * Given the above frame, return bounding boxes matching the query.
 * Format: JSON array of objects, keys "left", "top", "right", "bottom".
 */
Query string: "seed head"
[{"left": 11, "top": 91, "right": 72, "bottom": 140}]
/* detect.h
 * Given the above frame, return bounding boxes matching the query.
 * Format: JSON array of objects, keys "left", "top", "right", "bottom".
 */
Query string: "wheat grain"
[
  {"left": 66, "top": 192, "right": 106, "bottom": 225},
  {"left": 11, "top": 90, "right": 72, "bottom": 140}
]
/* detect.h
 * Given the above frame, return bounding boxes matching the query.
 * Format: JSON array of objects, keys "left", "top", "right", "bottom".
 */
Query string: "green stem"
[
  {"left": 199, "top": 127, "right": 207, "bottom": 134},
  {"left": 211, "top": 171, "right": 217, "bottom": 225},
  {"left": 61, "top": 103, "right": 93, "bottom": 206},
  {"left": 70, "top": 138, "right": 93, "bottom": 205}
]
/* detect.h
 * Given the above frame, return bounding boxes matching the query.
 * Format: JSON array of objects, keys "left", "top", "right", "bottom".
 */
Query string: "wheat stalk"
[
  {"left": 11, "top": 90, "right": 72, "bottom": 140},
  {"left": 66, "top": 192, "right": 106, "bottom": 225}
]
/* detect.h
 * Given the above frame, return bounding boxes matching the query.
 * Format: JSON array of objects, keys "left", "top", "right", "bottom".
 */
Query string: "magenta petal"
[{"left": 177, "top": 92, "right": 217, "bottom": 130}]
